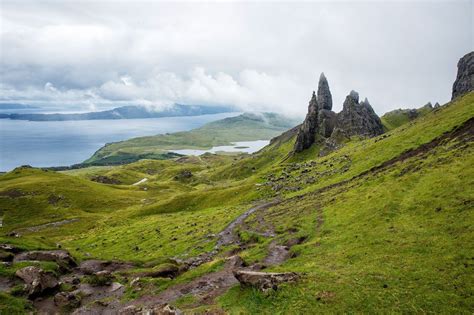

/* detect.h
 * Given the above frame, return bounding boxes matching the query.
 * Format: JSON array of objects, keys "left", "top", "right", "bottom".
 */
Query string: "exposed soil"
[
  {"left": 217, "top": 200, "right": 280, "bottom": 248},
  {"left": 263, "top": 241, "right": 291, "bottom": 266},
  {"left": 22, "top": 218, "right": 80, "bottom": 232}
]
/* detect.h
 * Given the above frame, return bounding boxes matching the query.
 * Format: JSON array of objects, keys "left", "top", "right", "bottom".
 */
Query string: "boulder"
[
  {"left": 89, "top": 270, "right": 114, "bottom": 286},
  {"left": 14, "top": 250, "right": 76, "bottom": 269},
  {"left": 294, "top": 92, "right": 319, "bottom": 152},
  {"left": 233, "top": 270, "right": 299, "bottom": 292},
  {"left": 15, "top": 266, "right": 58, "bottom": 297},
  {"left": 0, "top": 250, "right": 14, "bottom": 262},
  {"left": 78, "top": 259, "right": 133, "bottom": 275},
  {"left": 452, "top": 51, "right": 474, "bottom": 100},
  {"left": 139, "top": 263, "right": 179, "bottom": 278},
  {"left": 54, "top": 291, "right": 81, "bottom": 308},
  {"left": 119, "top": 304, "right": 182, "bottom": 315}
]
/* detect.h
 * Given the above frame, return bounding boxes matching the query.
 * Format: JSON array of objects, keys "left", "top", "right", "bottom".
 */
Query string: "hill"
[
  {"left": 83, "top": 112, "right": 300, "bottom": 166},
  {"left": 0, "top": 104, "right": 234, "bottom": 121},
  {"left": 381, "top": 102, "right": 437, "bottom": 131},
  {"left": 0, "top": 91, "right": 472, "bottom": 313}
]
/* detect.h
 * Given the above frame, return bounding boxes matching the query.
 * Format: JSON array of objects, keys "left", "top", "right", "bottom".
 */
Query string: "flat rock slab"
[
  {"left": 233, "top": 270, "right": 299, "bottom": 292},
  {"left": 78, "top": 260, "right": 134, "bottom": 275},
  {"left": 14, "top": 250, "right": 76, "bottom": 268}
]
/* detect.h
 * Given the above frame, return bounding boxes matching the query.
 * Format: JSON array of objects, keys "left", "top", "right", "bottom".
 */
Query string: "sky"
[{"left": 0, "top": 0, "right": 472, "bottom": 117}]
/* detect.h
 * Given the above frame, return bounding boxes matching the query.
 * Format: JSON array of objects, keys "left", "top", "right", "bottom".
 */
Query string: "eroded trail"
[
  {"left": 216, "top": 200, "right": 281, "bottom": 248},
  {"left": 126, "top": 199, "right": 284, "bottom": 308}
]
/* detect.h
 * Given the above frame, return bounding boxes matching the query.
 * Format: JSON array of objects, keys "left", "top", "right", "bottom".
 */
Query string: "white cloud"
[{"left": 0, "top": 1, "right": 472, "bottom": 116}]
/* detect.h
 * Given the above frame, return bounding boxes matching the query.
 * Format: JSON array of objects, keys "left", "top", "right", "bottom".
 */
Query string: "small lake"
[
  {"left": 170, "top": 140, "right": 270, "bottom": 156},
  {"left": 0, "top": 112, "right": 240, "bottom": 171}
]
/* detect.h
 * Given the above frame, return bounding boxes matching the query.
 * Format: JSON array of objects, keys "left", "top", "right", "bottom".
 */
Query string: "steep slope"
[{"left": 381, "top": 102, "right": 436, "bottom": 131}]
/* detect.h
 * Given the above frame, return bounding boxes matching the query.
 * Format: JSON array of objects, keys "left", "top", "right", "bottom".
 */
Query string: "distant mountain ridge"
[{"left": 0, "top": 104, "right": 235, "bottom": 121}]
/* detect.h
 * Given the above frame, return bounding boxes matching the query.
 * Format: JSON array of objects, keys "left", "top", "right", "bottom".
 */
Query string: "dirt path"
[
  {"left": 216, "top": 200, "right": 280, "bottom": 248},
  {"left": 125, "top": 200, "right": 284, "bottom": 309},
  {"left": 22, "top": 218, "right": 80, "bottom": 232}
]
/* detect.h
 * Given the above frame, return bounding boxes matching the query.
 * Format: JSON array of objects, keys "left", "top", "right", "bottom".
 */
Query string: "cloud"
[{"left": 0, "top": 1, "right": 472, "bottom": 116}]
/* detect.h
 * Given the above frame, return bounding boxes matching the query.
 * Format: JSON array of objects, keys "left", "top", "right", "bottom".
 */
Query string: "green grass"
[
  {"left": 381, "top": 103, "right": 435, "bottom": 131},
  {"left": 219, "top": 118, "right": 474, "bottom": 313}
]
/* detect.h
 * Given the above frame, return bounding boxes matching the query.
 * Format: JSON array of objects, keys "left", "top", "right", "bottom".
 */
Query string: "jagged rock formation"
[
  {"left": 294, "top": 92, "right": 319, "bottom": 152},
  {"left": 317, "top": 73, "right": 332, "bottom": 110},
  {"left": 294, "top": 74, "right": 384, "bottom": 154},
  {"left": 452, "top": 51, "right": 474, "bottom": 100},
  {"left": 333, "top": 92, "right": 384, "bottom": 138}
]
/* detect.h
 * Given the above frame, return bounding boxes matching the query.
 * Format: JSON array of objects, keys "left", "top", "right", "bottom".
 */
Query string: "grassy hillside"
[
  {"left": 381, "top": 103, "right": 435, "bottom": 131},
  {"left": 0, "top": 93, "right": 472, "bottom": 313},
  {"left": 84, "top": 112, "right": 300, "bottom": 166}
]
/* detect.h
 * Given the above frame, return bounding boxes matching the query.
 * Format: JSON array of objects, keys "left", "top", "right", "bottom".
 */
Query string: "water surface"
[
  {"left": 0, "top": 113, "right": 239, "bottom": 171},
  {"left": 170, "top": 140, "right": 270, "bottom": 156}
]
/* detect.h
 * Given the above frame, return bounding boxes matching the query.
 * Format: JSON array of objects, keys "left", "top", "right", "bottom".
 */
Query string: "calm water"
[
  {"left": 171, "top": 140, "right": 270, "bottom": 156},
  {"left": 0, "top": 113, "right": 240, "bottom": 171}
]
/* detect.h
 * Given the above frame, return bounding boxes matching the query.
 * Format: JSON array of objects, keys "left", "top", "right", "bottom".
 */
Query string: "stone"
[
  {"left": 317, "top": 72, "right": 332, "bottom": 110},
  {"left": 78, "top": 259, "right": 134, "bottom": 275},
  {"left": 174, "top": 170, "right": 193, "bottom": 180},
  {"left": 0, "top": 250, "right": 14, "bottom": 262},
  {"left": 452, "top": 51, "right": 474, "bottom": 100},
  {"left": 14, "top": 250, "right": 76, "bottom": 269},
  {"left": 294, "top": 92, "right": 319, "bottom": 152},
  {"left": 15, "top": 266, "right": 59, "bottom": 297},
  {"left": 90, "top": 270, "right": 114, "bottom": 286},
  {"left": 54, "top": 291, "right": 81, "bottom": 308},
  {"left": 119, "top": 304, "right": 182, "bottom": 315},
  {"left": 233, "top": 270, "right": 299, "bottom": 292},
  {"left": 139, "top": 263, "right": 179, "bottom": 278}
]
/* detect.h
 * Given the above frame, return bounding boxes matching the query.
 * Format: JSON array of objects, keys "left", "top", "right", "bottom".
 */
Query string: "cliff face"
[
  {"left": 294, "top": 92, "right": 320, "bottom": 152},
  {"left": 452, "top": 51, "right": 474, "bottom": 100}
]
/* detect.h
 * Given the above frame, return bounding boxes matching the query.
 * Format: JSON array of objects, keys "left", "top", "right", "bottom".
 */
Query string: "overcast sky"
[{"left": 1, "top": 0, "right": 472, "bottom": 116}]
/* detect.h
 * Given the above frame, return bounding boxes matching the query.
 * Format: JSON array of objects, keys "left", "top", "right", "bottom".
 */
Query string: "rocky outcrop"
[
  {"left": 294, "top": 73, "right": 384, "bottom": 154},
  {"left": 294, "top": 92, "right": 319, "bottom": 152},
  {"left": 78, "top": 259, "right": 134, "bottom": 275},
  {"left": 333, "top": 92, "right": 384, "bottom": 138},
  {"left": 233, "top": 270, "right": 299, "bottom": 292},
  {"left": 452, "top": 51, "right": 474, "bottom": 100},
  {"left": 14, "top": 250, "right": 76, "bottom": 269},
  {"left": 54, "top": 291, "right": 81, "bottom": 308},
  {"left": 317, "top": 72, "right": 332, "bottom": 110},
  {"left": 15, "top": 266, "right": 59, "bottom": 297},
  {"left": 318, "top": 109, "right": 337, "bottom": 138}
]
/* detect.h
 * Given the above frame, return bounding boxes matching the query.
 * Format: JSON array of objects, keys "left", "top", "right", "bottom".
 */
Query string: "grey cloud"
[{"left": 0, "top": 1, "right": 472, "bottom": 116}]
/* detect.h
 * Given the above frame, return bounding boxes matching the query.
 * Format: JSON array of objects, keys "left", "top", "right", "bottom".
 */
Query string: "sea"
[{"left": 0, "top": 112, "right": 245, "bottom": 172}]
